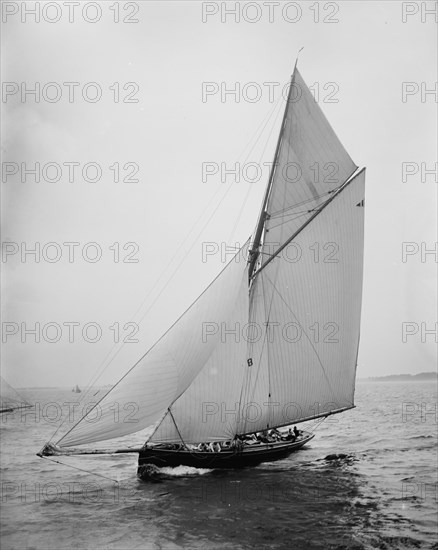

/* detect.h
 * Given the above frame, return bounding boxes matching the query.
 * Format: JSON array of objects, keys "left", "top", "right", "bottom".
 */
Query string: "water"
[{"left": 1, "top": 381, "right": 437, "bottom": 549}]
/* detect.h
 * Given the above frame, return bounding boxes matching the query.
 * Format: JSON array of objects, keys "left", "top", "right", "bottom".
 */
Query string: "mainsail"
[
  {"left": 237, "top": 169, "right": 364, "bottom": 435},
  {"left": 51, "top": 66, "right": 365, "bottom": 451}
]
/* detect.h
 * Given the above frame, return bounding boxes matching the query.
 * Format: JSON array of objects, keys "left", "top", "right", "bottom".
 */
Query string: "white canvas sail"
[
  {"left": 150, "top": 267, "right": 250, "bottom": 444},
  {"left": 260, "top": 68, "right": 357, "bottom": 259},
  {"left": 57, "top": 243, "right": 249, "bottom": 448},
  {"left": 238, "top": 169, "right": 365, "bottom": 435},
  {"left": 45, "top": 64, "right": 365, "bottom": 453}
]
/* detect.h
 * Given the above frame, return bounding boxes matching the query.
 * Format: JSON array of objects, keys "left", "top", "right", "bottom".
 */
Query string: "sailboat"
[
  {"left": 39, "top": 64, "right": 365, "bottom": 478},
  {"left": 0, "top": 376, "right": 32, "bottom": 414}
]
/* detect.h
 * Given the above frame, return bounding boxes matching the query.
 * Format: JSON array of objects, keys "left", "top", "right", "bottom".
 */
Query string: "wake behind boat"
[{"left": 39, "top": 61, "right": 365, "bottom": 477}]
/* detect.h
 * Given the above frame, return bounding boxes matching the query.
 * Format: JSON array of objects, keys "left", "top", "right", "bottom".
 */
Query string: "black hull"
[{"left": 138, "top": 433, "right": 314, "bottom": 478}]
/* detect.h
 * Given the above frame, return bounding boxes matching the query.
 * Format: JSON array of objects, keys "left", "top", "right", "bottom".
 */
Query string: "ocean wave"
[{"left": 406, "top": 434, "right": 435, "bottom": 441}]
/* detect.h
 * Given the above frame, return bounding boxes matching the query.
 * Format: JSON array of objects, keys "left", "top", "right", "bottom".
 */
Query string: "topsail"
[
  {"left": 259, "top": 69, "right": 357, "bottom": 257},
  {"left": 51, "top": 66, "right": 365, "bottom": 453}
]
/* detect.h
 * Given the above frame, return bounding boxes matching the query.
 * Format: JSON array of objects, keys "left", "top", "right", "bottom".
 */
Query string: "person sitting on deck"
[
  {"left": 257, "top": 430, "right": 271, "bottom": 443},
  {"left": 233, "top": 437, "right": 244, "bottom": 451},
  {"left": 269, "top": 428, "right": 282, "bottom": 441},
  {"left": 209, "top": 442, "right": 221, "bottom": 453},
  {"left": 293, "top": 426, "right": 301, "bottom": 438},
  {"left": 283, "top": 428, "right": 295, "bottom": 441}
]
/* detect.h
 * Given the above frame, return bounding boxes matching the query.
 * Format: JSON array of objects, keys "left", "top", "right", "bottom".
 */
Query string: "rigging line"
[
  {"left": 266, "top": 205, "right": 333, "bottom": 231},
  {"left": 268, "top": 187, "right": 340, "bottom": 218},
  {"left": 267, "top": 190, "right": 334, "bottom": 218},
  {"left": 257, "top": 238, "right": 288, "bottom": 430},
  {"left": 227, "top": 101, "right": 283, "bottom": 244},
  {"left": 227, "top": 94, "right": 285, "bottom": 244},
  {"left": 237, "top": 89, "right": 286, "bottom": 168},
  {"left": 235, "top": 358, "right": 249, "bottom": 437},
  {"left": 239, "top": 263, "right": 279, "bottom": 434},
  {"left": 305, "top": 415, "right": 329, "bottom": 433},
  {"left": 262, "top": 273, "right": 273, "bottom": 430},
  {"left": 266, "top": 212, "right": 309, "bottom": 231},
  {"left": 268, "top": 206, "right": 320, "bottom": 222},
  {"left": 254, "top": 167, "right": 362, "bottom": 278},
  {"left": 60, "top": 97, "right": 286, "bottom": 411},
  {"left": 264, "top": 274, "right": 338, "bottom": 399},
  {"left": 300, "top": 414, "right": 327, "bottom": 435},
  {"left": 237, "top": 292, "right": 265, "bottom": 435},
  {"left": 132, "top": 195, "right": 245, "bottom": 329},
  {"left": 144, "top": 408, "right": 170, "bottom": 445},
  {"left": 0, "top": 377, "right": 26, "bottom": 402},
  {"left": 38, "top": 455, "right": 120, "bottom": 484},
  {"left": 235, "top": 271, "right": 257, "bottom": 438},
  {"left": 66, "top": 184, "right": 230, "bottom": 408},
  {"left": 168, "top": 409, "right": 188, "bottom": 449}
]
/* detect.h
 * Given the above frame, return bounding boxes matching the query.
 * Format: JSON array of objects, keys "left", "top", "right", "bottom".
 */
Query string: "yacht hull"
[{"left": 137, "top": 432, "right": 314, "bottom": 477}]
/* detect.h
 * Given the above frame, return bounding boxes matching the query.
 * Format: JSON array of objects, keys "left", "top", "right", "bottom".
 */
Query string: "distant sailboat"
[
  {"left": 0, "top": 376, "right": 32, "bottom": 413},
  {"left": 72, "top": 385, "right": 81, "bottom": 393},
  {"left": 40, "top": 64, "right": 365, "bottom": 477}
]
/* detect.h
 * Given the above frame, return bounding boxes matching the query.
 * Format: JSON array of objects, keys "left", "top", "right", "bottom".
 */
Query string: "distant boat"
[
  {"left": 72, "top": 385, "right": 81, "bottom": 393},
  {"left": 40, "top": 62, "right": 365, "bottom": 477},
  {"left": 0, "top": 376, "right": 32, "bottom": 413}
]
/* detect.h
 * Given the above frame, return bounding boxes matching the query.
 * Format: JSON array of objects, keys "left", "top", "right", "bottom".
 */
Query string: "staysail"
[
  {"left": 150, "top": 266, "right": 250, "bottom": 444},
  {"left": 49, "top": 65, "right": 365, "bottom": 451},
  {"left": 56, "top": 242, "right": 250, "bottom": 448}
]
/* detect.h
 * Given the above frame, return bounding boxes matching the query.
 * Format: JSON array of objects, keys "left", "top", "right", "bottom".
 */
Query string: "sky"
[{"left": 1, "top": 0, "right": 437, "bottom": 388}]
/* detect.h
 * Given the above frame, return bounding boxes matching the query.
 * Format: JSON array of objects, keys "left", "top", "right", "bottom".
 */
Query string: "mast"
[{"left": 248, "top": 62, "right": 298, "bottom": 280}]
